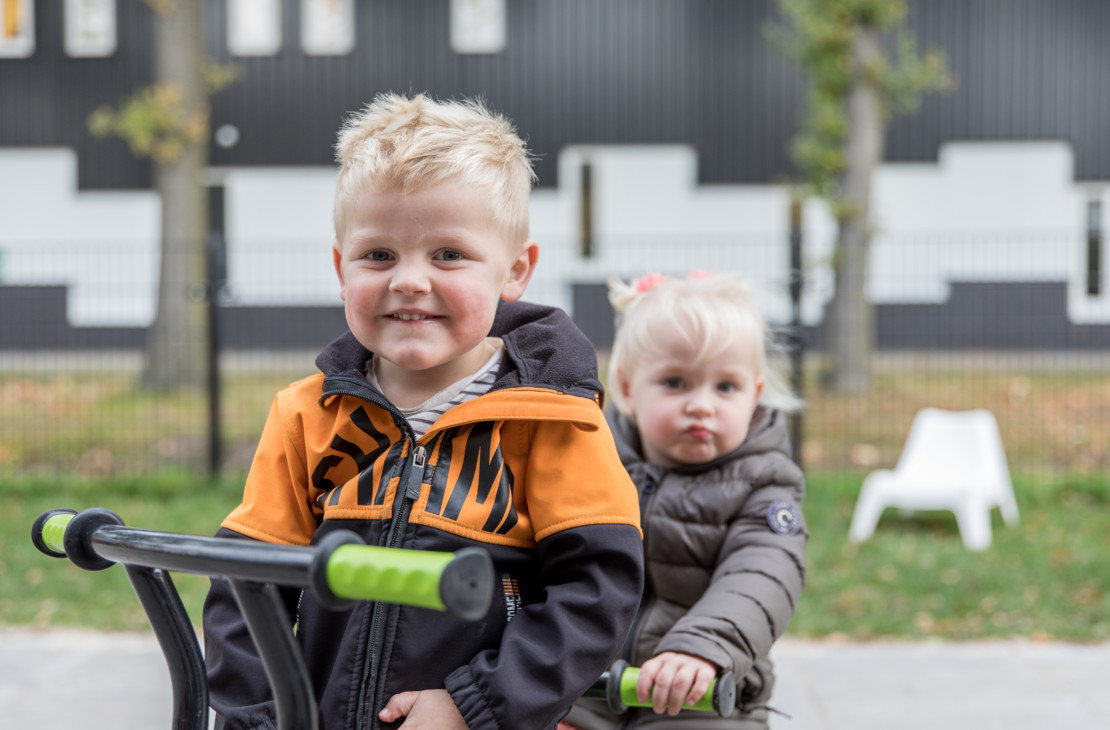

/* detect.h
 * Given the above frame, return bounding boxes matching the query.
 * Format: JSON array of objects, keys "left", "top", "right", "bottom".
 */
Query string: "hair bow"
[{"left": 633, "top": 270, "right": 713, "bottom": 293}]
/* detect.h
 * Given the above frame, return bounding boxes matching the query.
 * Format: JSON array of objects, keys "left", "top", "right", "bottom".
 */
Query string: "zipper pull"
[{"left": 406, "top": 445, "right": 427, "bottom": 499}]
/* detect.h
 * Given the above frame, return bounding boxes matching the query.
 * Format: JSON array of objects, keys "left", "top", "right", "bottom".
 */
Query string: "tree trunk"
[
  {"left": 823, "top": 26, "right": 884, "bottom": 393},
  {"left": 141, "top": 0, "right": 209, "bottom": 390}
]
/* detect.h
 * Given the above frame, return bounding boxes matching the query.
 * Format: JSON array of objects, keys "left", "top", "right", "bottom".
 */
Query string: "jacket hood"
[{"left": 315, "top": 300, "right": 604, "bottom": 401}]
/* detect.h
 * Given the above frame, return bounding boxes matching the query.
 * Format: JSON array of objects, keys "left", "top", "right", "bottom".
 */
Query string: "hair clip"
[{"left": 634, "top": 273, "right": 670, "bottom": 293}]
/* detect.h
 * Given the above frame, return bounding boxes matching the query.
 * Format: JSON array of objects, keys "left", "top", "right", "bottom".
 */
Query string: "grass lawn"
[
  {"left": 3, "top": 360, "right": 1109, "bottom": 478},
  {"left": 790, "top": 471, "right": 1110, "bottom": 642},
  {"left": 1, "top": 475, "right": 244, "bottom": 631},
  {"left": 3, "top": 470, "right": 1107, "bottom": 641}
]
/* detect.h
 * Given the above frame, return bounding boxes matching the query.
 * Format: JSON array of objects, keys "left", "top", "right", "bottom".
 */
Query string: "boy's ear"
[
  {"left": 500, "top": 238, "right": 539, "bottom": 302},
  {"left": 332, "top": 243, "right": 347, "bottom": 299}
]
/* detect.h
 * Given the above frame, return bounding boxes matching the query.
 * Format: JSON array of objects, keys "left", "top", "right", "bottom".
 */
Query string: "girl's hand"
[
  {"left": 635, "top": 651, "right": 718, "bottom": 716},
  {"left": 378, "top": 689, "right": 468, "bottom": 729}
]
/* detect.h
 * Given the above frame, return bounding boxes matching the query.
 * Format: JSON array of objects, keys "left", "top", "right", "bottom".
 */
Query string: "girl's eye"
[
  {"left": 436, "top": 249, "right": 464, "bottom": 262},
  {"left": 662, "top": 377, "right": 685, "bottom": 390},
  {"left": 718, "top": 382, "right": 738, "bottom": 394}
]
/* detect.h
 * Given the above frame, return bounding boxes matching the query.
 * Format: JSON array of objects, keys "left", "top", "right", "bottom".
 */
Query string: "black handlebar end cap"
[
  {"left": 605, "top": 658, "right": 630, "bottom": 715},
  {"left": 715, "top": 670, "right": 738, "bottom": 717},
  {"left": 440, "top": 547, "right": 494, "bottom": 622},
  {"left": 31, "top": 508, "right": 78, "bottom": 558},
  {"left": 309, "top": 529, "right": 365, "bottom": 612},
  {"left": 63, "top": 508, "right": 124, "bottom": 571}
]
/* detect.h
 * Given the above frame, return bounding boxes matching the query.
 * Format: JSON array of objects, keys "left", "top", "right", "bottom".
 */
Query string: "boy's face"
[
  {"left": 618, "top": 329, "right": 764, "bottom": 468},
  {"left": 334, "top": 180, "right": 537, "bottom": 392}
]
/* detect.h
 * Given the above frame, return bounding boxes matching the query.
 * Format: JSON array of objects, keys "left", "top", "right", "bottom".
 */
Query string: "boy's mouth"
[{"left": 390, "top": 313, "right": 436, "bottom": 321}]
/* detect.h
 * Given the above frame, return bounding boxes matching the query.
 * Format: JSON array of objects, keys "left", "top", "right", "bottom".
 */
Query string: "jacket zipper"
[
  {"left": 357, "top": 441, "right": 425, "bottom": 729},
  {"left": 617, "top": 472, "right": 660, "bottom": 730},
  {"left": 620, "top": 472, "right": 658, "bottom": 658},
  {"left": 321, "top": 375, "right": 426, "bottom": 730},
  {"left": 355, "top": 434, "right": 424, "bottom": 723}
]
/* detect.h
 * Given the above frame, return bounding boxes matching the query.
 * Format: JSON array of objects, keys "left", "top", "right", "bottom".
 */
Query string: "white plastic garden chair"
[{"left": 848, "top": 408, "right": 1019, "bottom": 551}]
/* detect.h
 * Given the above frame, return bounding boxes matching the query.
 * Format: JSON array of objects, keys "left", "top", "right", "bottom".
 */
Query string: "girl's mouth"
[{"left": 686, "top": 425, "right": 711, "bottom": 441}]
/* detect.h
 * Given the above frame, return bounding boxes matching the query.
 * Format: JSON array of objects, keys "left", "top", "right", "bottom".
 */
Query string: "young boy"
[{"left": 202, "top": 93, "right": 645, "bottom": 730}]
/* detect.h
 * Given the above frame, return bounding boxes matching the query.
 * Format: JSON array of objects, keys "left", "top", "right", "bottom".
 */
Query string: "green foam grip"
[
  {"left": 326, "top": 544, "right": 452, "bottom": 611},
  {"left": 618, "top": 666, "right": 721, "bottom": 714}
]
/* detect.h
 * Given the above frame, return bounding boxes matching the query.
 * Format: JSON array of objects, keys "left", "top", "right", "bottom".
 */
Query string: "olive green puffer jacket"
[{"left": 564, "top": 406, "right": 807, "bottom": 729}]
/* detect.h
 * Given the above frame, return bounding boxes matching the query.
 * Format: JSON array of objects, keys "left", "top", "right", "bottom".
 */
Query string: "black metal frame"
[{"left": 31, "top": 507, "right": 487, "bottom": 730}]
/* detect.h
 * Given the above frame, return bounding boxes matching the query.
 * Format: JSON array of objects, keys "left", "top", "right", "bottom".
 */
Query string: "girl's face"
[{"left": 618, "top": 328, "right": 764, "bottom": 468}]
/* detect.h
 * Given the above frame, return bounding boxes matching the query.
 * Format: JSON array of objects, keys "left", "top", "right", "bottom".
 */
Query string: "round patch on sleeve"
[{"left": 766, "top": 500, "right": 801, "bottom": 536}]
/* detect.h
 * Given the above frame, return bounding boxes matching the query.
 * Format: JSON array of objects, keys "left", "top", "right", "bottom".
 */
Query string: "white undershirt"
[{"left": 368, "top": 338, "right": 505, "bottom": 440}]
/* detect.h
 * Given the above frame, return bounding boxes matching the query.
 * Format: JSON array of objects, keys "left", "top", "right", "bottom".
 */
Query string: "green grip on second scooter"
[{"left": 617, "top": 666, "right": 722, "bottom": 714}]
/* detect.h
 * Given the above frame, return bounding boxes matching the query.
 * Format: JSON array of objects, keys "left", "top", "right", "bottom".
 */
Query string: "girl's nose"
[
  {"left": 390, "top": 261, "right": 431, "bottom": 295},
  {"left": 684, "top": 389, "right": 713, "bottom": 416}
]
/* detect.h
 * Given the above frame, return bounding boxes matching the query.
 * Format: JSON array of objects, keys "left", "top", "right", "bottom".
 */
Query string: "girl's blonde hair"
[
  {"left": 607, "top": 273, "right": 802, "bottom": 414},
  {"left": 333, "top": 92, "right": 536, "bottom": 242}
]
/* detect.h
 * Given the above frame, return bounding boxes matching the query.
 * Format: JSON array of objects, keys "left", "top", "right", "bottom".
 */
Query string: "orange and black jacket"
[{"left": 202, "top": 301, "right": 644, "bottom": 730}]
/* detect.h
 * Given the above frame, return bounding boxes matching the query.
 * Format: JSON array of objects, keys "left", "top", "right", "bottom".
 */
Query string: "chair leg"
[
  {"left": 955, "top": 502, "right": 992, "bottom": 551},
  {"left": 849, "top": 486, "right": 886, "bottom": 543},
  {"left": 998, "top": 485, "right": 1020, "bottom": 526}
]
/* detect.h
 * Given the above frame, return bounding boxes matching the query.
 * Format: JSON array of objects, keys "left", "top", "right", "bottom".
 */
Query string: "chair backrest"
[{"left": 895, "top": 408, "right": 1012, "bottom": 491}]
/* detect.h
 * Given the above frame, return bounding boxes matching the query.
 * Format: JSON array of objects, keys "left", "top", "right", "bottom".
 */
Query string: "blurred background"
[{"left": 1, "top": 0, "right": 1107, "bottom": 640}]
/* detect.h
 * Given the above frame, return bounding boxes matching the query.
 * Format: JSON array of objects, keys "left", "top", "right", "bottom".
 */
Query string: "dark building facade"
[
  {"left": 3, "top": 0, "right": 1109, "bottom": 192},
  {"left": 2, "top": 0, "right": 1109, "bottom": 352}
]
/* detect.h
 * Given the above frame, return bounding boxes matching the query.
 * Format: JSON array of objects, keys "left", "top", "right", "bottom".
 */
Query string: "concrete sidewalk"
[{"left": 2, "top": 628, "right": 1109, "bottom": 728}]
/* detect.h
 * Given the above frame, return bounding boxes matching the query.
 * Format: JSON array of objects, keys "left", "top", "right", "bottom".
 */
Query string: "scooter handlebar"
[
  {"left": 31, "top": 507, "right": 494, "bottom": 621},
  {"left": 585, "top": 659, "right": 738, "bottom": 717}
]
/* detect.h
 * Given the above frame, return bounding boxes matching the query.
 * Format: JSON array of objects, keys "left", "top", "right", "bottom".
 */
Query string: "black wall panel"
[{"left": 1, "top": 0, "right": 1107, "bottom": 191}]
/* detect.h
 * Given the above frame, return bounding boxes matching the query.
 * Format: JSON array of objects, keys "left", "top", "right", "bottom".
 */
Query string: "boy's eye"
[
  {"left": 435, "top": 249, "right": 465, "bottom": 262},
  {"left": 662, "top": 377, "right": 685, "bottom": 390},
  {"left": 717, "top": 381, "right": 738, "bottom": 394},
  {"left": 366, "top": 249, "right": 392, "bottom": 262}
]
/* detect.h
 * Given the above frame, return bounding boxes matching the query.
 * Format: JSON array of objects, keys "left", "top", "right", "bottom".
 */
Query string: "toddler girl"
[{"left": 562, "top": 272, "right": 807, "bottom": 729}]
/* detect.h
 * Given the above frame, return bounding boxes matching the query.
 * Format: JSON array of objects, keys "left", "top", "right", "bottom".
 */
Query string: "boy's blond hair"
[
  {"left": 333, "top": 92, "right": 535, "bottom": 243},
  {"left": 607, "top": 273, "right": 802, "bottom": 415}
]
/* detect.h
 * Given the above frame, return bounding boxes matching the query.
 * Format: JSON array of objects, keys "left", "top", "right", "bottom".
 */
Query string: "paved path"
[{"left": 3, "top": 628, "right": 1109, "bottom": 728}]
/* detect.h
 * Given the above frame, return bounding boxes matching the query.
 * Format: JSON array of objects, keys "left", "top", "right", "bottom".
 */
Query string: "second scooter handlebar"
[{"left": 584, "top": 658, "right": 738, "bottom": 717}]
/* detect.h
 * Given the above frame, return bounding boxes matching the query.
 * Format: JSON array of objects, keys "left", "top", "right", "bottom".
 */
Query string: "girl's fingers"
[
  {"left": 686, "top": 666, "right": 715, "bottom": 706},
  {"left": 651, "top": 665, "right": 680, "bottom": 714},
  {"left": 665, "top": 665, "right": 697, "bottom": 716},
  {"left": 638, "top": 652, "right": 721, "bottom": 715},
  {"left": 635, "top": 659, "right": 660, "bottom": 703}
]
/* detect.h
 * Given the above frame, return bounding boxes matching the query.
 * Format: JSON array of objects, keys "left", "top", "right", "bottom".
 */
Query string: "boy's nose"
[{"left": 389, "top": 262, "right": 431, "bottom": 295}]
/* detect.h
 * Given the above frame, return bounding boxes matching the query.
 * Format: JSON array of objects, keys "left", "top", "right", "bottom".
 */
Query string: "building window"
[
  {"left": 229, "top": 0, "right": 282, "bottom": 56},
  {"left": 450, "top": 0, "right": 506, "bottom": 54},
  {"left": 301, "top": 0, "right": 354, "bottom": 56},
  {"left": 65, "top": 0, "right": 116, "bottom": 58},
  {"left": 0, "top": 0, "right": 34, "bottom": 58}
]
